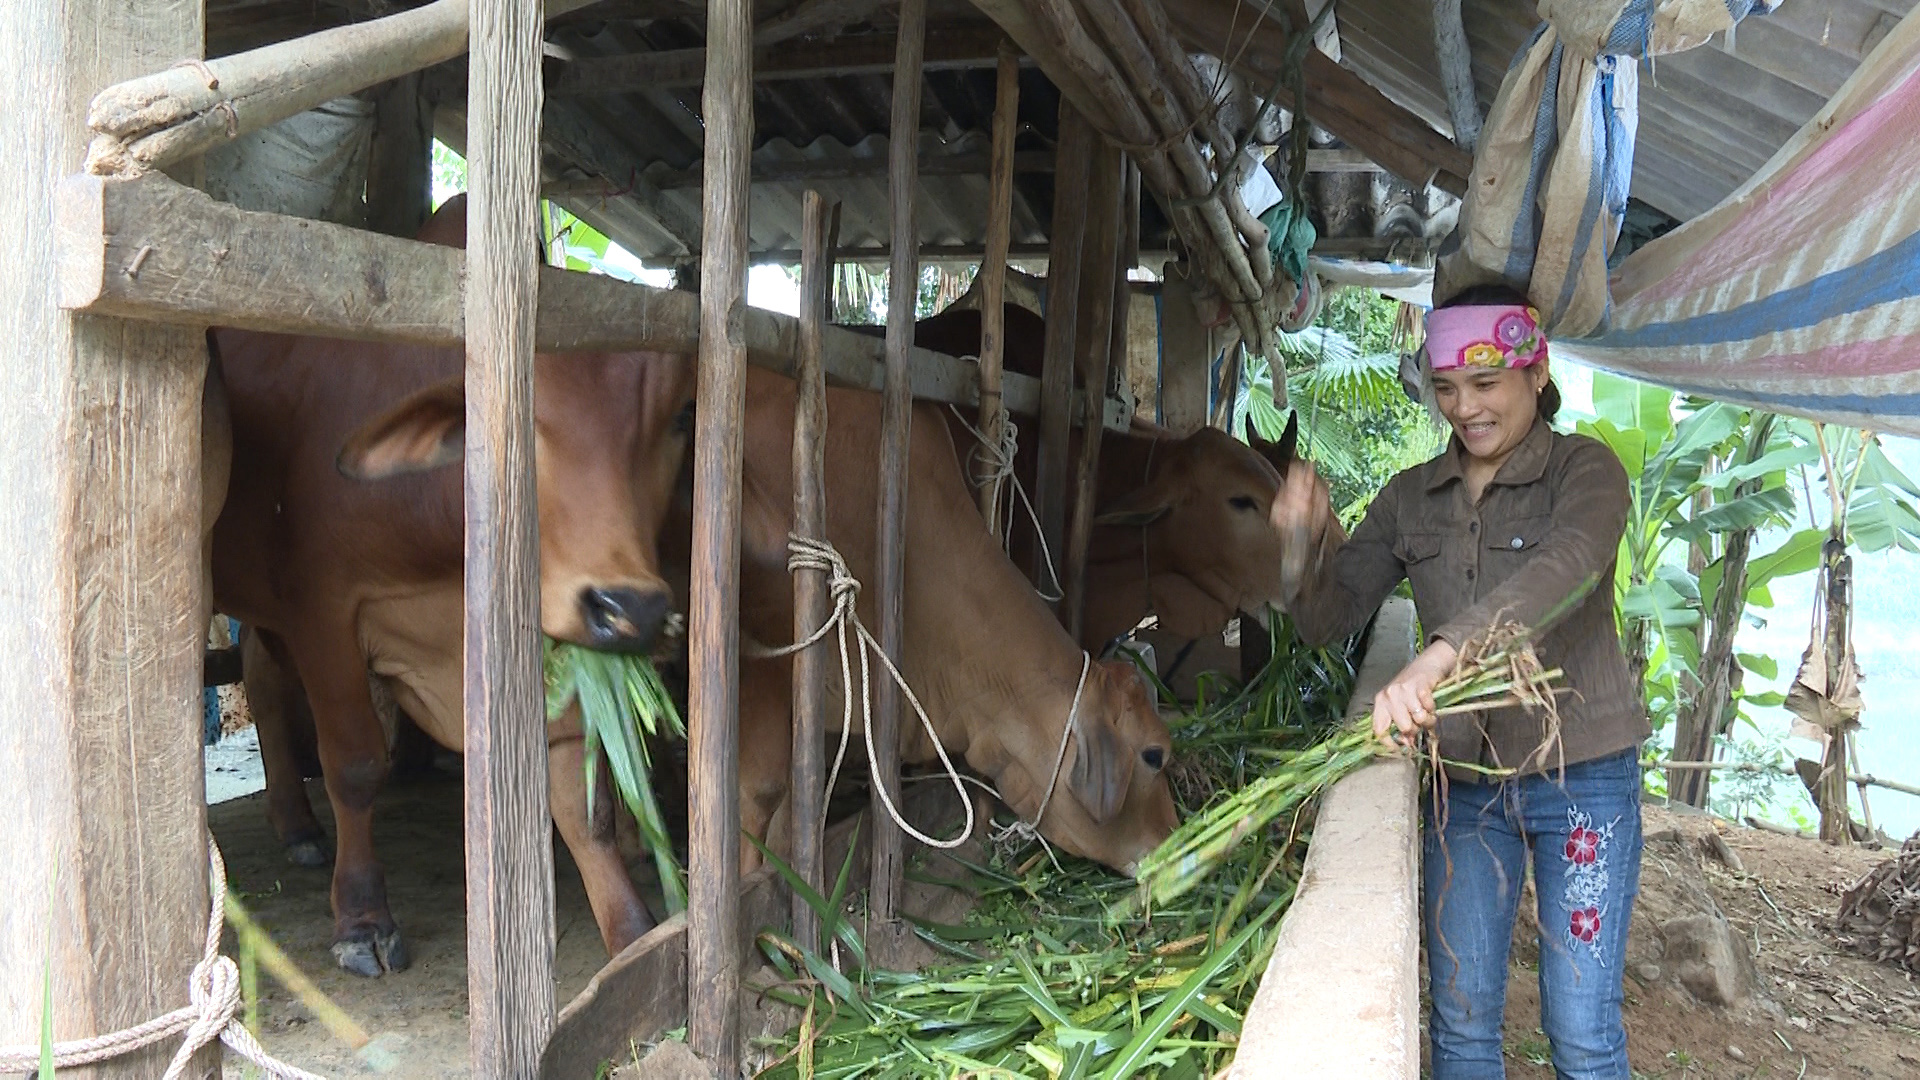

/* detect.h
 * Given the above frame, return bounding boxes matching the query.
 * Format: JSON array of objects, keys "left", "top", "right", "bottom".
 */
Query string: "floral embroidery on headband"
[{"left": 1461, "top": 342, "right": 1506, "bottom": 368}]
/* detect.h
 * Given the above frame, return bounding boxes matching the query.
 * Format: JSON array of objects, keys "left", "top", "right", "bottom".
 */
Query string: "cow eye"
[
  {"left": 1141, "top": 746, "right": 1166, "bottom": 771},
  {"left": 1228, "top": 495, "right": 1259, "bottom": 512},
  {"left": 673, "top": 401, "right": 695, "bottom": 434}
]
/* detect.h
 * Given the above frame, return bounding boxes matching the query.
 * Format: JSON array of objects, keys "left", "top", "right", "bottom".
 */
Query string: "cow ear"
[
  {"left": 1093, "top": 485, "right": 1173, "bottom": 529},
  {"left": 1067, "top": 711, "right": 1129, "bottom": 825},
  {"left": 336, "top": 379, "right": 467, "bottom": 480}
]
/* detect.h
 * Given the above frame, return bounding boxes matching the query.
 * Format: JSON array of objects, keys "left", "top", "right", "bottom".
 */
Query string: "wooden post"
[
  {"left": 871, "top": 0, "right": 927, "bottom": 934},
  {"left": 1062, "top": 141, "right": 1123, "bottom": 640},
  {"left": 366, "top": 72, "right": 433, "bottom": 238},
  {"left": 1036, "top": 102, "right": 1093, "bottom": 594},
  {"left": 0, "top": 2, "right": 214, "bottom": 1074},
  {"left": 976, "top": 41, "right": 1021, "bottom": 534},
  {"left": 1432, "top": 0, "right": 1482, "bottom": 152},
  {"left": 689, "top": 0, "right": 753, "bottom": 1065},
  {"left": 790, "top": 189, "right": 837, "bottom": 952},
  {"left": 464, "top": 0, "right": 553, "bottom": 1073},
  {"left": 1157, "top": 263, "right": 1209, "bottom": 434}
]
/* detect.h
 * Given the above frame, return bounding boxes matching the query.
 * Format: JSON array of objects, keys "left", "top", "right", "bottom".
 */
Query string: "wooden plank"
[
  {"left": 0, "top": 0, "right": 215, "bottom": 1073},
  {"left": 1036, "top": 101, "right": 1092, "bottom": 595},
  {"left": 977, "top": 42, "right": 1020, "bottom": 532},
  {"left": 1155, "top": 266, "right": 1209, "bottom": 434},
  {"left": 1432, "top": 0, "right": 1480, "bottom": 151},
  {"left": 548, "top": 23, "right": 1007, "bottom": 95},
  {"left": 54, "top": 173, "right": 1054, "bottom": 414},
  {"left": 463, "top": 0, "right": 555, "bottom": 1072},
  {"left": 365, "top": 72, "right": 432, "bottom": 238},
  {"left": 870, "top": 0, "right": 927, "bottom": 936},
  {"left": 789, "top": 189, "right": 836, "bottom": 952},
  {"left": 1062, "top": 139, "right": 1122, "bottom": 641},
  {"left": 647, "top": 148, "right": 1053, "bottom": 189},
  {"left": 688, "top": 0, "right": 753, "bottom": 1064}
]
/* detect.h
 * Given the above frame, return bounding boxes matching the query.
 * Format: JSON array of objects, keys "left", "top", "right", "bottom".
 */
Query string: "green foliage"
[{"left": 430, "top": 140, "right": 467, "bottom": 208}]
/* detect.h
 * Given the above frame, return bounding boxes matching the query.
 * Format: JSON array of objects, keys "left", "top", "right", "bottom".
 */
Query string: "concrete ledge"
[{"left": 1233, "top": 597, "right": 1420, "bottom": 1079}]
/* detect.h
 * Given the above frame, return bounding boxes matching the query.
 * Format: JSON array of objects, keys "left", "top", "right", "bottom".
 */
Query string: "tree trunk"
[{"left": 1817, "top": 536, "right": 1856, "bottom": 846}]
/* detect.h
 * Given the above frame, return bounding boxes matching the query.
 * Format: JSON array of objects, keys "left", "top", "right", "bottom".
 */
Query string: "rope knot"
[{"left": 175, "top": 953, "right": 242, "bottom": 1069}]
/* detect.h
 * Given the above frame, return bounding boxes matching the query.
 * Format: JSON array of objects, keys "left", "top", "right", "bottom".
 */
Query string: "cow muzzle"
[{"left": 578, "top": 586, "right": 671, "bottom": 653}]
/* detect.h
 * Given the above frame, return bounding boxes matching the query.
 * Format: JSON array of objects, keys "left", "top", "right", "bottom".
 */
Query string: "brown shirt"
[{"left": 1291, "top": 418, "right": 1649, "bottom": 776}]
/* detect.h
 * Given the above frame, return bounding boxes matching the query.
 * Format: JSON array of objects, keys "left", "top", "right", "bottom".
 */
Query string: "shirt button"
[
  {"left": 1467, "top": 569, "right": 1476, "bottom": 580},
  {"left": 1468, "top": 522, "right": 1478, "bottom": 533},
  {"left": 1509, "top": 537, "right": 1524, "bottom": 549}
]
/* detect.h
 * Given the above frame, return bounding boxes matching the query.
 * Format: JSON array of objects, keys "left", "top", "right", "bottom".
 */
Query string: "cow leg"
[
  {"left": 286, "top": 629, "right": 408, "bottom": 977},
  {"left": 243, "top": 627, "right": 329, "bottom": 868},
  {"left": 738, "top": 657, "right": 794, "bottom": 875},
  {"left": 548, "top": 710, "right": 656, "bottom": 956}
]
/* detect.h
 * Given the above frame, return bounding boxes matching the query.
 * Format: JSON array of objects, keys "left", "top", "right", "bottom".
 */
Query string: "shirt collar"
[{"left": 1424, "top": 417, "right": 1554, "bottom": 493}]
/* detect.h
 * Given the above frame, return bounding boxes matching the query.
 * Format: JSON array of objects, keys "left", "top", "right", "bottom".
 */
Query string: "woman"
[{"left": 1274, "top": 285, "right": 1648, "bottom": 1079}]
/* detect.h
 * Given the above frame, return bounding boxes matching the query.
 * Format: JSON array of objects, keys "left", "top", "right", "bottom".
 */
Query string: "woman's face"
[{"left": 1431, "top": 360, "right": 1550, "bottom": 465}]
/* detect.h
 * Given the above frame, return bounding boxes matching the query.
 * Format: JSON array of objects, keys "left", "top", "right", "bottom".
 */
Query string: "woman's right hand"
[{"left": 1273, "top": 459, "right": 1334, "bottom": 605}]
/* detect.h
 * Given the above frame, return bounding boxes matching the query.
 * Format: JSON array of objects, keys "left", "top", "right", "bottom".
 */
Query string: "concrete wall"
[{"left": 1232, "top": 597, "right": 1421, "bottom": 1079}]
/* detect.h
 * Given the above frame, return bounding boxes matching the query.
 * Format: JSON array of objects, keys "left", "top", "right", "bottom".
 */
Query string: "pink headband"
[{"left": 1425, "top": 304, "right": 1548, "bottom": 372}]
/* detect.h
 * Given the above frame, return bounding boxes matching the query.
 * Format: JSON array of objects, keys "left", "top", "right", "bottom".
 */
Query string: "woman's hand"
[
  {"left": 1273, "top": 460, "right": 1334, "bottom": 605},
  {"left": 1371, "top": 640, "right": 1460, "bottom": 745}
]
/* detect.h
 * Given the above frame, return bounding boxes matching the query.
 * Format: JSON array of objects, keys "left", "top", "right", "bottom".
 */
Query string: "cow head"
[
  {"left": 986, "top": 659, "right": 1179, "bottom": 875},
  {"left": 1091, "top": 414, "right": 1301, "bottom": 635},
  {"left": 335, "top": 198, "right": 698, "bottom": 653}
]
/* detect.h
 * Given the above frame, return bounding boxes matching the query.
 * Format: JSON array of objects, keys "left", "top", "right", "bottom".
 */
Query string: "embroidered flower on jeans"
[
  {"left": 1565, "top": 826, "right": 1601, "bottom": 865},
  {"left": 1569, "top": 906, "right": 1602, "bottom": 943}
]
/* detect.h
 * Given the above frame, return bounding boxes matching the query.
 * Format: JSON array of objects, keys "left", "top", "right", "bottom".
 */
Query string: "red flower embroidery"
[
  {"left": 1570, "top": 907, "right": 1602, "bottom": 943},
  {"left": 1565, "top": 826, "right": 1600, "bottom": 865}
]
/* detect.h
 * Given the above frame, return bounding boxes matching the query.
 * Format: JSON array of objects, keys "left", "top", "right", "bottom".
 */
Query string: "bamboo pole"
[
  {"left": 976, "top": 42, "right": 1020, "bottom": 533},
  {"left": 871, "top": 0, "right": 928, "bottom": 933},
  {"left": 790, "top": 189, "right": 836, "bottom": 953},
  {"left": 1062, "top": 141, "right": 1123, "bottom": 640},
  {"left": 688, "top": 0, "right": 754, "bottom": 1066},
  {"left": 1432, "top": 0, "right": 1482, "bottom": 152},
  {"left": 462, "top": 0, "right": 553, "bottom": 1072},
  {"left": 1036, "top": 101, "right": 1092, "bottom": 597}
]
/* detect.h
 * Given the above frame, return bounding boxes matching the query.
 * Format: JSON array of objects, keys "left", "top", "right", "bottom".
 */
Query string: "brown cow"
[
  {"left": 213, "top": 196, "right": 695, "bottom": 976},
  {"left": 912, "top": 304, "right": 1303, "bottom": 650},
  {"left": 713, "top": 367, "right": 1179, "bottom": 874}
]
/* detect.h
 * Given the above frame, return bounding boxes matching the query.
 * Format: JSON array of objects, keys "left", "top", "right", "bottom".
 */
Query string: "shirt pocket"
[
  {"left": 1394, "top": 530, "right": 1446, "bottom": 609},
  {"left": 1483, "top": 513, "right": 1553, "bottom": 584}
]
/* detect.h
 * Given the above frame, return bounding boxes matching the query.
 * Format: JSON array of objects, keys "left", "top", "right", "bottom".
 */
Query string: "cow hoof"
[
  {"left": 285, "top": 839, "right": 330, "bottom": 868},
  {"left": 331, "top": 928, "right": 409, "bottom": 978}
]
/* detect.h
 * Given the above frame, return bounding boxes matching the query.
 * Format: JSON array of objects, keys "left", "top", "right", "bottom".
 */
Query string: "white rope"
[
  {"left": 753, "top": 535, "right": 976, "bottom": 849},
  {"left": 947, "top": 404, "right": 1064, "bottom": 603},
  {"left": 0, "top": 836, "right": 327, "bottom": 1080}
]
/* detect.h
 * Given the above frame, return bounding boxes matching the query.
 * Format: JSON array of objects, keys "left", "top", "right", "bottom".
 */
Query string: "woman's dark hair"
[{"left": 1432, "top": 282, "right": 1562, "bottom": 424}]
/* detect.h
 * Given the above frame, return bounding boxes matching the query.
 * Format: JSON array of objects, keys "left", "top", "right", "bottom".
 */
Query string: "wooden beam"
[
  {"left": 754, "top": 0, "right": 889, "bottom": 46},
  {"left": 649, "top": 241, "right": 1102, "bottom": 266},
  {"left": 463, "top": 0, "right": 554, "bottom": 1073},
  {"left": 789, "top": 189, "right": 836, "bottom": 952},
  {"left": 54, "top": 173, "right": 1052, "bottom": 414},
  {"left": 646, "top": 148, "right": 1054, "bottom": 190},
  {"left": 870, "top": 0, "right": 927, "bottom": 938},
  {"left": 365, "top": 73, "right": 433, "bottom": 238},
  {"left": 688, "top": 0, "right": 752, "bottom": 1063},
  {"left": 977, "top": 42, "right": 1020, "bottom": 532},
  {"left": 548, "top": 23, "right": 1008, "bottom": 95},
  {"left": 1307, "top": 148, "right": 1386, "bottom": 173},
  {"left": 1156, "top": 264, "right": 1209, "bottom": 434},
  {"left": 1036, "top": 101, "right": 1092, "bottom": 595},
  {"left": 1063, "top": 140, "right": 1123, "bottom": 641},
  {"left": 1431, "top": 0, "right": 1481, "bottom": 152},
  {"left": 0, "top": 0, "right": 216, "bottom": 1074}
]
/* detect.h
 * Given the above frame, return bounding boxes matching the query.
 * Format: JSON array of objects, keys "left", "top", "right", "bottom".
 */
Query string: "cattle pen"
[{"left": 7, "top": 1, "right": 1920, "bottom": 1079}]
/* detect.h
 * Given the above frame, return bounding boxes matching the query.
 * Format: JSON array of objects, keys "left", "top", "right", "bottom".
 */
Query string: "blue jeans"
[{"left": 1424, "top": 748, "right": 1643, "bottom": 1080}]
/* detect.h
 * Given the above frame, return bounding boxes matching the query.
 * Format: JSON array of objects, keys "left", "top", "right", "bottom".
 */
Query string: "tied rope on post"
[
  {"left": 946, "top": 403, "right": 1064, "bottom": 602},
  {"left": 0, "top": 836, "right": 328, "bottom": 1080}
]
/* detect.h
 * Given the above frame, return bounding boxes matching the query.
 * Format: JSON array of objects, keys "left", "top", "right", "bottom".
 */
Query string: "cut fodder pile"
[
  {"left": 1836, "top": 832, "right": 1920, "bottom": 973},
  {"left": 749, "top": 618, "right": 1565, "bottom": 1078}
]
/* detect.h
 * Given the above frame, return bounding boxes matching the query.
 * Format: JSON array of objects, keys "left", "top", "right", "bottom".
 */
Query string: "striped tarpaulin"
[{"left": 1557, "top": 7, "right": 1920, "bottom": 436}]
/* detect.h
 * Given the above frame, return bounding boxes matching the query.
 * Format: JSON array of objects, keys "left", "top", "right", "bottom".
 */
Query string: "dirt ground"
[{"left": 1492, "top": 804, "right": 1920, "bottom": 1080}]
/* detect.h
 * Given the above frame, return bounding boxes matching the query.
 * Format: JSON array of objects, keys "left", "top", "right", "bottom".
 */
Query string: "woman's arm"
[{"left": 1274, "top": 463, "right": 1409, "bottom": 647}]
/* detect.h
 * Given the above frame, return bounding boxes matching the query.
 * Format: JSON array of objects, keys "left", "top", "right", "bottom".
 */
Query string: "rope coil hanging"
[
  {"left": 947, "top": 403, "right": 1064, "bottom": 602},
  {"left": 0, "top": 837, "right": 328, "bottom": 1080}
]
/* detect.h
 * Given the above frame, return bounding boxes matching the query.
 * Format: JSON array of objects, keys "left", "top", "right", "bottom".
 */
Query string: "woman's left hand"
[{"left": 1371, "top": 640, "right": 1460, "bottom": 745}]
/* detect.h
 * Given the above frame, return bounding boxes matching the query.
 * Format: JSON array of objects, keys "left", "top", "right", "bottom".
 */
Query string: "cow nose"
[{"left": 578, "top": 587, "right": 670, "bottom": 653}]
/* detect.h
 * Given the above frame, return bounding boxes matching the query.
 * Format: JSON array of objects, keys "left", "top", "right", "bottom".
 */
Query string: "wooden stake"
[
  {"left": 976, "top": 41, "right": 1020, "bottom": 533},
  {"left": 790, "top": 189, "right": 837, "bottom": 952},
  {"left": 0, "top": 1, "right": 215, "bottom": 1073},
  {"left": 463, "top": 0, "right": 554, "bottom": 1073},
  {"left": 1036, "top": 101, "right": 1092, "bottom": 595},
  {"left": 871, "top": 0, "right": 927, "bottom": 934},
  {"left": 1062, "top": 140, "right": 1123, "bottom": 640},
  {"left": 689, "top": 0, "right": 753, "bottom": 1064}
]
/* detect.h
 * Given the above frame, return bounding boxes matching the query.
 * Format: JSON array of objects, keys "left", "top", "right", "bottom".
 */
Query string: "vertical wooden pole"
[
  {"left": 1036, "top": 103, "right": 1092, "bottom": 596},
  {"left": 976, "top": 42, "right": 1020, "bottom": 534},
  {"left": 871, "top": 0, "right": 928, "bottom": 933},
  {"left": 791, "top": 189, "right": 837, "bottom": 952},
  {"left": 366, "top": 72, "right": 433, "bottom": 239},
  {"left": 0, "top": 3, "right": 212, "bottom": 1074},
  {"left": 1157, "top": 264, "right": 1209, "bottom": 435},
  {"left": 464, "top": 0, "right": 553, "bottom": 1074},
  {"left": 1062, "top": 141, "right": 1123, "bottom": 641},
  {"left": 690, "top": 0, "right": 752, "bottom": 1065}
]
